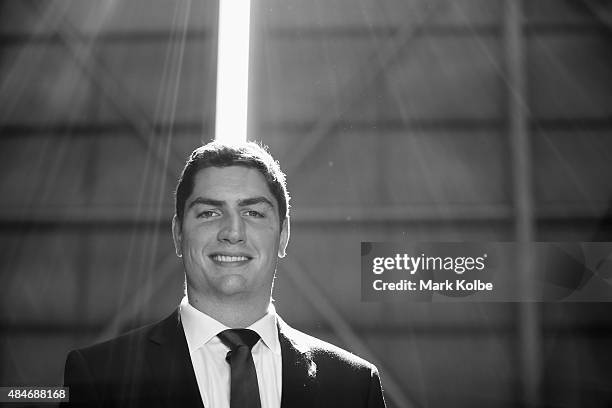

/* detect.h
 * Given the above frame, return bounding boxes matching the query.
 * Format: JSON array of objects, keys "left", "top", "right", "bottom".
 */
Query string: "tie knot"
[{"left": 218, "top": 329, "right": 260, "bottom": 351}]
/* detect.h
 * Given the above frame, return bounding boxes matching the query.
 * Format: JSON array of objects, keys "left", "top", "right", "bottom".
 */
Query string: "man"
[{"left": 63, "top": 141, "right": 386, "bottom": 408}]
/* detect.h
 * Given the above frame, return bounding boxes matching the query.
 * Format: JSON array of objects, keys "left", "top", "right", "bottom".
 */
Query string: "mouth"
[{"left": 209, "top": 253, "right": 253, "bottom": 266}]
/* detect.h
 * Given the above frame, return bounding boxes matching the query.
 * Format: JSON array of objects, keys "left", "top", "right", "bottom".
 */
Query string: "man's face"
[{"left": 172, "top": 166, "right": 289, "bottom": 305}]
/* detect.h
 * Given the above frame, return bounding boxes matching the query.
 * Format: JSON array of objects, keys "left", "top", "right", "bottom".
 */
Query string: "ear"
[
  {"left": 171, "top": 215, "right": 183, "bottom": 258},
  {"left": 278, "top": 217, "right": 290, "bottom": 258}
]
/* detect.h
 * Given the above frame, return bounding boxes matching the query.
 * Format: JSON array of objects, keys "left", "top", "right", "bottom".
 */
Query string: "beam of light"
[{"left": 214, "top": 0, "right": 251, "bottom": 143}]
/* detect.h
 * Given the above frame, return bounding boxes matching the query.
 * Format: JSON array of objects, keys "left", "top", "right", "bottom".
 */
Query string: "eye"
[
  {"left": 243, "top": 210, "right": 264, "bottom": 218},
  {"left": 197, "top": 210, "right": 220, "bottom": 219}
]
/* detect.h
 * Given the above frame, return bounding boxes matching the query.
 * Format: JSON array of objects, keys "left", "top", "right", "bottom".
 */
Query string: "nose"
[{"left": 217, "top": 211, "right": 246, "bottom": 244}]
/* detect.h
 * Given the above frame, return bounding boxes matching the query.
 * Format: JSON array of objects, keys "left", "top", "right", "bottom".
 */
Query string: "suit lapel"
[
  {"left": 147, "top": 310, "right": 204, "bottom": 408},
  {"left": 278, "top": 318, "right": 317, "bottom": 408},
  {"left": 144, "top": 311, "right": 317, "bottom": 408}
]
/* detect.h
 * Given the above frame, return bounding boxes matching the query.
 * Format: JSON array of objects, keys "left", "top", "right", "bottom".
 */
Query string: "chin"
[{"left": 216, "top": 275, "right": 250, "bottom": 296}]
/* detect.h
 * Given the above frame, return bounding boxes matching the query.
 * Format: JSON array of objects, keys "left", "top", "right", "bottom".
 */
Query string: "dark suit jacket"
[{"left": 63, "top": 310, "right": 386, "bottom": 408}]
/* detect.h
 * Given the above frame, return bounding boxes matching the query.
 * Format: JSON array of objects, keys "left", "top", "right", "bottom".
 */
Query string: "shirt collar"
[{"left": 179, "top": 296, "right": 281, "bottom": 355}]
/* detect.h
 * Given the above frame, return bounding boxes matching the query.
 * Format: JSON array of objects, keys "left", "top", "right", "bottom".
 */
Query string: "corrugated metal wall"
[{"left": 1, "top": 1, "right": 611, "bottom": 407}]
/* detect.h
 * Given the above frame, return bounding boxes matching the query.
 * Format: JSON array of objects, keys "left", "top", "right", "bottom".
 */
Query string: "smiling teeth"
[{"left": 213, "top": 255, "right": 249, "bottom": 262}]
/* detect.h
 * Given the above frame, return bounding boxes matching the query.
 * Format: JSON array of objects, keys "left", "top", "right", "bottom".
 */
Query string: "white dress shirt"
[{"left": 179, "top": 297, "right": 282, "bottom": 408}]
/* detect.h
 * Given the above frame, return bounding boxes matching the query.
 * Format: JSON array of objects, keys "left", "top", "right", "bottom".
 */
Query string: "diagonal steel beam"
[
  {"left": 282, "top": 256, "right": 418, "bottom": 408},
  {"left": 284, "top": 2, "right": 446, "bottom": 176},
  {"left": 27, "top": 2, "right": 188, "bottom": 181},
  {"left": 583, "top": 0, "right": 612, "bottom": 31},
  {"left": 94, "top": 249, "right": 182, "bottom": 343}
]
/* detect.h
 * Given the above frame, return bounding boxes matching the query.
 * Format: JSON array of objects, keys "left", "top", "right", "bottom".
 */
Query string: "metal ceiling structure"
[{"left": 1, "top": 1, "right": 612, "bottom": 407}]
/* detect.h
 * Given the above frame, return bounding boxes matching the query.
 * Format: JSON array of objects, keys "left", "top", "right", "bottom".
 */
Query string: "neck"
[{"left": 187, "top": 290, "right": 270, "bottom": 328}]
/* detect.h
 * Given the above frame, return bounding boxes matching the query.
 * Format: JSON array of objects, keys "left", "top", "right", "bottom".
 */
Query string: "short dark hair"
[{"left": 175, "top": 141, "right": 290, "bottom": 226}]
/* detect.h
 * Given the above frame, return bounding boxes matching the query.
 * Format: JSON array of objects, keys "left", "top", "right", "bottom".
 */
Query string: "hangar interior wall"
[{"left": 1, "top": 1, "right": 611, "bottom": 407}]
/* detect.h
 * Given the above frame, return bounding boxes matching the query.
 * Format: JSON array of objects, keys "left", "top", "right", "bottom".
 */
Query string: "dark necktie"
[{"left": 217, "top": 329, "right": 262, "bottom": 408}]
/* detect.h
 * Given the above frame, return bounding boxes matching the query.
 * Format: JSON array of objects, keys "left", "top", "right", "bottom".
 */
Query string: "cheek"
[
  {"left": 255, "top": 232, "right": 281, "bottom": 261},
  {"left": 181, "top": 234, "right": 212, "bottom": 261},
  {"left": 183, "top": 227, "right": 213, "bottom": 246}
]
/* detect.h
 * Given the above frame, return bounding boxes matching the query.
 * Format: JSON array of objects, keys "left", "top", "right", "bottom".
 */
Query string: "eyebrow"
[
  {"left": 187, "top": 196, "right": 275, "bottom": 210},
  {"left": 187, "top": 197, "right": 224, "bottom": 210},
  {"left": 238, "top": 197, "right": 275, "bottom": 208}
]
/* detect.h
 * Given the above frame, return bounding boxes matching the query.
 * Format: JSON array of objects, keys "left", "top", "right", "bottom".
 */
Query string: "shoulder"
[
  {"left": 278, "top": 317, "right": 379, "bottom": 375},
  {"left": 63, "top": 312, "right": 187, "bottom": 407},
  {"left": 277, "top": 318, "right": 386, "bottom": 407},
  {"left": 75, "top": 318, "right": 163, "bottom": 357},
  {"left": 67, "top": 311, "right": 179, "bottom": 372}
]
